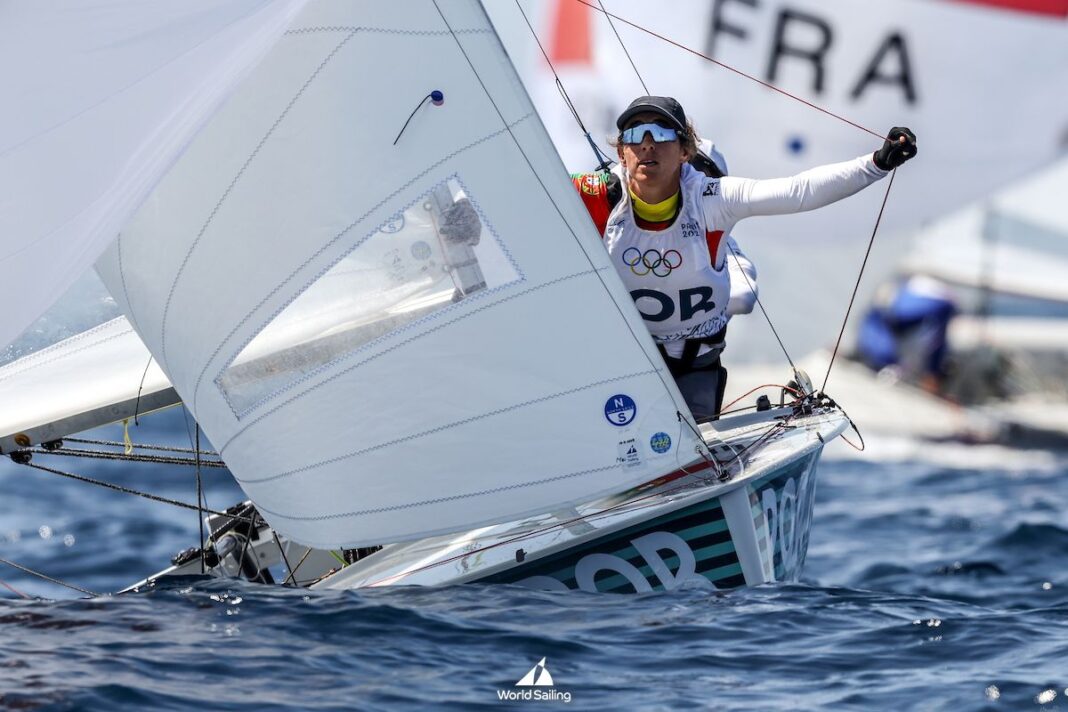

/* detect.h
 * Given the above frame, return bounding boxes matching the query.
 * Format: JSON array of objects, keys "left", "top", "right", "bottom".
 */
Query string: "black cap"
[{"left": 616, "top": 95, "right": 687, "bottom": 132}]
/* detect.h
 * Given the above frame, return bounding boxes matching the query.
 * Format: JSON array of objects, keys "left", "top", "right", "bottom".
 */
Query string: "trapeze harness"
[{"left": 572, "top": 154, "right": 888, "bottom": 417}]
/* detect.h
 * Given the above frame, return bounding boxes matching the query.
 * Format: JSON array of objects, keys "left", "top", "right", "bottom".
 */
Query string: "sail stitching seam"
[
  {"left": 2, "top": 318, "right": 124, "bottom": 361},
  {"left": 234, "top": 369, "right": 655, "bottom": 484},
  {"left": 189, "top": 115, "right": 533, "bottom": 417},
  {"left": 254, "top": 464, "right": 619, "bottom": 521},
  {"left": 214, "top": 173, "right": 524, "bottom": 418},
  {"left": 0, "top": 323, "right": 133, "bottom": 382},
  {"left": 217, "top": 266, "right": 604, "bottom": 452},
  {"left": 115, "top": 235, "right": 143, "bottom": 336},
  {"left": 159, "top": 28, "right": 359, "bottom": 374}
]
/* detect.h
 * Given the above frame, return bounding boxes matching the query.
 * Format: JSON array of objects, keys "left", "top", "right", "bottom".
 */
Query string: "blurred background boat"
[{"left": 726, "top": 155, "right": 1068, "bottom": 446}]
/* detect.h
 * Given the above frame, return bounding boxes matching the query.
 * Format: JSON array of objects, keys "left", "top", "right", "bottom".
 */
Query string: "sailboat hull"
[
  {"left": 473, "top": 453, "right": 819, "bottom": 592},
  {"left": 315, "top": 406, "right": 843, "bottom": 592}
]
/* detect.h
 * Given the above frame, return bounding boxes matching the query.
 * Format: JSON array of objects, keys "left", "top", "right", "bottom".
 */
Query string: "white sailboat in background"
[
  {"left": 728, "top": 158, "right": 1068, "bottom": 447},
  {"left": 2, "top": 0, "right": 857, "bottom": 594},
  {"left": 855, "top": 157, "right": 1068, "bottom": 445},
  {"left": 897, "top": 157, "right": 1068, "bottom": 393}
]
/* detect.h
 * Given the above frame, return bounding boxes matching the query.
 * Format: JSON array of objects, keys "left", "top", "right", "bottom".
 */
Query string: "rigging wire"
[
  {"left": 573, "top": 0, "right": 884, "bottom": 139},
  {"left": 182, "top": 407, "right": 195, "bottom": 451},
  {"left": 727, "top": 243, "right": 797, "bottom": 375},
  {"left": 595, "top": 0, "right": 649, "bottom": 94},
  {"left": 721, "top": 382, "right": 803, "bottom": 413},
  {"left": 0, "top": 556, "right": 99, "bottom": 597},
  {"left": 13, "top": 459, "right": 254, "bottom": 523},
  {"left": 195, "top": 424, "right": 207, "bottom": 575},
  {"left": 65, "top": 437, "right": 219, "bottom": 456},
  {"left": 821, "top": 169, "right": 898, "bottom": 394},
  {"left": 24, "top": 446, "right": 227, "bottom": 468},
  {"left": 271, "top": 531, "right": 296, "bottom": 586},
  {"left": 514, "top": 0, "right": 615, "bottom": 170},
  {"left": 282, "top": 547, "right": 314, "bottom": 586},
  {"left": 132, "top": 354, "right": 154, "bottom": 426},
  {"left": 0, "top": 577, "right": 30, "bottom": 599},
  {"left": 839, "top": 429, "right": 866, "bottom": 451},
  {"left": 675, "top": 411, "right": 721, "bottom": 478}
]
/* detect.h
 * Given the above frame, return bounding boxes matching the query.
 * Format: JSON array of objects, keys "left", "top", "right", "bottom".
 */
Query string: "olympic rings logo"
[{"left": 622, "top": 247, "right": 683, "bottom": 277}]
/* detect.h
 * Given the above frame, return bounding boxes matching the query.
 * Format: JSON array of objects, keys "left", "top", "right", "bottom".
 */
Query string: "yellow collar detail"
[{"left": 630, "top": 189, "right": 679, "bottom": 223}]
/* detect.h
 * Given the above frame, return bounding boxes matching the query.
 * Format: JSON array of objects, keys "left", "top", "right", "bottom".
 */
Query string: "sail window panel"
[
  {"left": 0, "top": 269, "right": 122, "bottom": 368},
  {"left": 216, "top": 177, "right": 520, "bottom": 415}
]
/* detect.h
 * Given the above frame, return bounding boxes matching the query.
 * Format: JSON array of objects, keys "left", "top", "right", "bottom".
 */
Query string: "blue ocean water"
[{"left": 1, "top": 408, "right": 1067, "bottom": 711}]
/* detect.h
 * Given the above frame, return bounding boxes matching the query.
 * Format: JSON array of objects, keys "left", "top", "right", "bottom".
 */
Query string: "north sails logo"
[{"left": 496, "top": 658, "right": 572, "bottom": 703}]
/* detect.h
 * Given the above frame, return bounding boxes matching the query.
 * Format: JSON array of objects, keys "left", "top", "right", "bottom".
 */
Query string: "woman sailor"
[{"left": 570, "top": 95, "right": 917, "bottom": 421}]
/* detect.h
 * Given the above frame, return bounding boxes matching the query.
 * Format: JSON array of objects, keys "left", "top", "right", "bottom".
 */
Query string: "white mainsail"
[
  {"left": 95, "top": 0, "right": 701, "bottom": 548},
  {"left": 0, "top": 0, "right": 307, "bottom": 351}
]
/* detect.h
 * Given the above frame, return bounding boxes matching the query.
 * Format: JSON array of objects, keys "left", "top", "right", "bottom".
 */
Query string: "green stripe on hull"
[
  {"left": 597, "top": 560, "right": 745, "bottom": 593},
  {"left": 478, "top": 492, "right": 741, "bottom": 591},
  {"left": 676, "top": 518, "right": 730, "bottom": 542},
  {"left": 475, "top": 449, "right": 821, "bottom": 593}
]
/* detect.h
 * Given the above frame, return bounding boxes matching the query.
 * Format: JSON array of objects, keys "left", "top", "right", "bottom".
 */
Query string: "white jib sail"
[
  {"left": 0, "top": 0, "right": 307, "bottom": 351},
  {"left": 95, "top": 0, "right": 701, "bottom": 548}
]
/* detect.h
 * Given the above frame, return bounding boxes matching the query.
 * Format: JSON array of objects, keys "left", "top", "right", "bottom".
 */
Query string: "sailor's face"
[{"left": 618, "top": 112, "right": 689, "bottom": 200}]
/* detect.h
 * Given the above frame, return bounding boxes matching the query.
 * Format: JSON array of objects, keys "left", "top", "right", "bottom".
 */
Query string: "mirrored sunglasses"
[{"left": 621, "top": 122, "right": 679, "bottom": 145}]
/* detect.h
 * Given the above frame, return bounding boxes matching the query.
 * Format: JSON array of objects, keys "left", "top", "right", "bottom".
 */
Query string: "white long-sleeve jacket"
[{"left": 600, "top": 156, "right": 887, "bottom": 356}]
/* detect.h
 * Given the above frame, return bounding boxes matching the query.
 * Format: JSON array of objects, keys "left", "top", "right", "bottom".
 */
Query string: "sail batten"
[{"left": 96, "top": 0, "right": 697, "bottom": 547}]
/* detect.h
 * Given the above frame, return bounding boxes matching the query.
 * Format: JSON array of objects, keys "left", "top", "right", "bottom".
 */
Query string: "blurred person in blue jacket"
[{"left": 856, "top": 274, "right": 958, "bottom": 394}]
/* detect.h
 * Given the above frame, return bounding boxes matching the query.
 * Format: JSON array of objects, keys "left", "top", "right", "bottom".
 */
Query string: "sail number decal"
[
  {"left": 516, "top": 531, "right": 715, "bottom": 594},
  {"left": 762, "top": 476, "right": 802, "bottom": 575},
  {"left": 604, "top": 394, "right": 637, "bottom": 426}
]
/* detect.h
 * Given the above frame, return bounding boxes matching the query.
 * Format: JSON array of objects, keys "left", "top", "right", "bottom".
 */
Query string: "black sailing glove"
[
  {"left": 873, "top": 127, "right": 917, "bottom": 170},
  {"left": 439, "top": 197, "right": 482, "bottom": 246}
]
